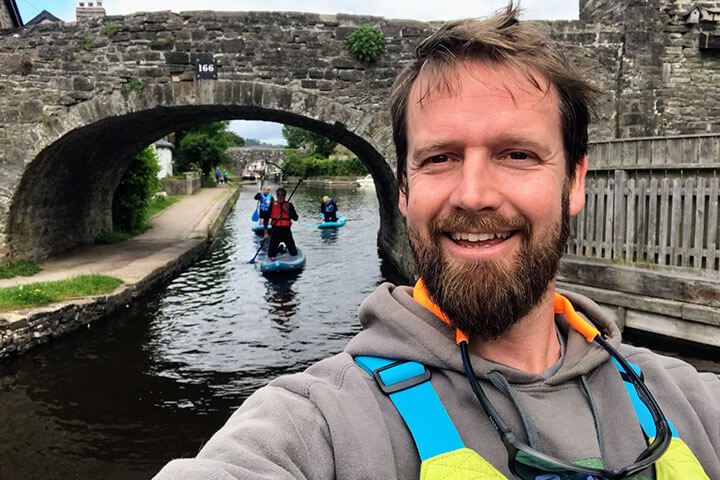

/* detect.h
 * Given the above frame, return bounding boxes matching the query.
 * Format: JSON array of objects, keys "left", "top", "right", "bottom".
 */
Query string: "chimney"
[{"left": 76, "top": 0, "right": 106, "bottom": 22}]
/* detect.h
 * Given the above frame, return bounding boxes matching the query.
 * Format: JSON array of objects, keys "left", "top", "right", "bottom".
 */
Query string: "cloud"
[
  {"left": 108, "top": 0, "right": 577, "bottom": 21},
  {"left": 26, "top": 1, "right": 577, "bottom": 27},
  {"left": 230, "top": 120, "right": 286, "bottom": 144}
]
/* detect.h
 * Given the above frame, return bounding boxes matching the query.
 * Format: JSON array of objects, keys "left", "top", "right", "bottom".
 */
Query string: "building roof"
[
  {"left": 26, "top": 10, "right": 61, "bottom": 26},
  {"left": 154, "top": 139, "right": 175, "bottom": 149},
  {"left": 2, "top": 0, "right": 22, "bottom": 27}
]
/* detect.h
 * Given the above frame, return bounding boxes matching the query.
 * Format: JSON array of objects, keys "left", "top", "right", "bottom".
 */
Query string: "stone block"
[
  {"left": 220, "top": 38, "right": 244, "bottom": 52},
  {"left": 73, "top": 76, "right": 95, "bottom": 91},
  {"left": 338, "top": 69, "right": 361, "bottom": 82},
  {"left": 18, "top": 100, "right": 43, "bottom": 122},
  {"left": 334, "top": 26, "right": 355, "bottom": 41},
  {"left": 331, "top": 58, "right": 356, "bottom": 69}
]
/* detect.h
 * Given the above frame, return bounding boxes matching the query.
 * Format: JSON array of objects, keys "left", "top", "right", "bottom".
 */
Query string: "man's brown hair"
[{"left": 390, "top": 3, "right": 600, "bottom": 193}]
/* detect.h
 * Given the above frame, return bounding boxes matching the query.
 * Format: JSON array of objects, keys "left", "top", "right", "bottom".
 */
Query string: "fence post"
[{"left": 613, "top": 170, "right": 627, "bottom": 261}]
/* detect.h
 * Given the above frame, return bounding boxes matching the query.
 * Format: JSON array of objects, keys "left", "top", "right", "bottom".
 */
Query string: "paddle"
[
  {"left": 247, "top": 179, "right": 303, "bottom": 264},
  {"left": 251, "top": 175, "right": 265, "bottom": 222}
]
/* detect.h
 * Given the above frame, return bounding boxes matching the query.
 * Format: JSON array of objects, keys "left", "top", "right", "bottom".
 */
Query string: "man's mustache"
[{"left": 430, "top": 211, "right": 531, "bottom": 235}]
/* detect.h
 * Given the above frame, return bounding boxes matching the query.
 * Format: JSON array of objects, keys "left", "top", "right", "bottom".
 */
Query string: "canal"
[{"left": 0, "top": 186, "right": 717, "bottom": 479}]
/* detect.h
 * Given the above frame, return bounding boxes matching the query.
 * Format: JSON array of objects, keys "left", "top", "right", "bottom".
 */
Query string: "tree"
[
  {"left": 282, "top": 125, "right": 337, "bottom": 157},
  {"left": 174, "top": 121, "right": 241, "bottom": 175},
  {"left": 227, "top": 130, "right": 246, "bottom": 147},
  {"left": 112, "top": 146, "right": 160, "bottom": 233}
]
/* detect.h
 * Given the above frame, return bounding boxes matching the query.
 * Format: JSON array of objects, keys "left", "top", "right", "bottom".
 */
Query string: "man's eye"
[
  {"left": 508, "top": 151, "right": 529, "bottom": 160},
  {"left": 429, "top": 155, "right": 448, "bottom": 163}
]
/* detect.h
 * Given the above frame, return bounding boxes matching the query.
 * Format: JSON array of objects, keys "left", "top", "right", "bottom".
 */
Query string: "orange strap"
[
  {"left": 412, "top": 279, "right": 599, "bottom": 344},
  {"left": 552, "top": 292, "right": 600, "bottom": 342},
  {"left": 413, "top": 279, "right": 469, "bottom": 344}
]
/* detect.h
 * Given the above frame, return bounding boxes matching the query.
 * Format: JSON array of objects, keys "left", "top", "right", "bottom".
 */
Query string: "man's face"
[
  {"left": 263, "top": 186, "right": 271, "bottom": 194},
  {"left": 277, "top": 191, "right": 286, "bottom": 201},
  {"left": 399, "top": 61, "right": 587, "bottom": 340}
]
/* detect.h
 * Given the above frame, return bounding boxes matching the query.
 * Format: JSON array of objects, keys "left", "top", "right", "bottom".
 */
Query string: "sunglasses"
[{"left": 459, "top": 335, "right": 671, "bottom": 480}]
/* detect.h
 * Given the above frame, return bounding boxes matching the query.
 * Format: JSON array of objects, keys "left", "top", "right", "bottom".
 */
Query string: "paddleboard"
[
  {"left": 318, "top": 216, "right": 347, "bottom": 229},
  {"left": 260, "top": 248, "right": 306, "bottom": 273}
]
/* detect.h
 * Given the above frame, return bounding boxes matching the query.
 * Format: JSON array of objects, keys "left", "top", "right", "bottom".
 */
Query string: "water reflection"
[
  {"left": 320, "top": 227, "right": 340, "bottom": 243},
  {"left": 265, "top": 275, "right": 300, "bottom": 331}
]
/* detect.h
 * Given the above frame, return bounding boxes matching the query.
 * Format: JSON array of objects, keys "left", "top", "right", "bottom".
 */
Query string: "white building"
[{"left": 153, "top": 138, "right": 174, "bottom": 178}]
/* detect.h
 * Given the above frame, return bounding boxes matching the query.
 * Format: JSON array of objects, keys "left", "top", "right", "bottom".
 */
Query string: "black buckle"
[{"left": 372, "top": 361, "right": 432, "bottom": 394}]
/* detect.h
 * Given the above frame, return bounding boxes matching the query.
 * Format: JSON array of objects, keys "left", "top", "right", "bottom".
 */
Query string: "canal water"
[{"left": 0, "top": 186, "right": 717, "bottom": 480}]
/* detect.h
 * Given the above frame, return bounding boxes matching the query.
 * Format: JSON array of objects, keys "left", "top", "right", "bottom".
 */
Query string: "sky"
[{"left": 16, "top": 0, "right": 579, "bottom": 144}]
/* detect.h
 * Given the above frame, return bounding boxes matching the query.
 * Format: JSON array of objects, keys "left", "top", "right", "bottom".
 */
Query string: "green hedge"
[
  {"left": 283, "top": 151, "right": 368, "bottom": 177},
  {"left": 111, "top": 146, "right": 160, "bottom": 234}
]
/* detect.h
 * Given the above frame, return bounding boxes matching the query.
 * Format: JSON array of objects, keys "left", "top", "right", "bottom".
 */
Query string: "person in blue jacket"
[
  {"left": 253, "top": 185, "right": 274, "bottom": 238},
  {"left": 320, "top": 195, "right": 338, "bottom": 222}
]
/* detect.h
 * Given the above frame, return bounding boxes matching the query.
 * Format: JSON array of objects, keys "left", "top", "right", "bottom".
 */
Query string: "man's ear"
[
  {"left": 569, "top": 155, "right": 588, "bottom": 216},
  {"left": 399, "top": 186, "right": 408, "bottom": 217}
]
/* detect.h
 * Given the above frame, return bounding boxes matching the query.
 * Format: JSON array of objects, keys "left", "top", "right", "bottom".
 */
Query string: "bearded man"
[{"left": 156, "top": 5, "right": 719, "bottom": 479}]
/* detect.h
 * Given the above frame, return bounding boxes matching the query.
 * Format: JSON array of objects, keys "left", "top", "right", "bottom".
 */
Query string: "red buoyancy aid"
[{"left": 270, "top": 201, "right": 295, "bottom": 227}]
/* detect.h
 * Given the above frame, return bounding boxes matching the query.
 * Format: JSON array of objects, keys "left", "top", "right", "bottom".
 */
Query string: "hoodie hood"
[{"left": 345, "top": 283, "right": 623, "bottom": 385}]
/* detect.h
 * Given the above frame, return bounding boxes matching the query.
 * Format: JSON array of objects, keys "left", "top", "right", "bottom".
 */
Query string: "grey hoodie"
[{"left": 154, "top": 283, "right": 720, "bottom": 479}]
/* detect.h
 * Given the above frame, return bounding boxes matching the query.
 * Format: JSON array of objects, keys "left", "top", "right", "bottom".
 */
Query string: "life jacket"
[
  {"left": 353, "top": 289, "right": 709, "bottom": 480},
  {"left": 323, "top": 201, "right": 336, "bottom": 213},
  {"left": 354, "top": 355, "right": 708, "bottom": 480},
  {"left": 259, "top": 191, "right": 273, "bottom": 212},
  {"left": 270, "top": 201, "right": 294, "bottom": 227}
]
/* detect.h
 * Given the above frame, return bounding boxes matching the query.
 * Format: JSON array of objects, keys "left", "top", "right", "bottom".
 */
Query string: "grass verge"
[
  {"left": 147, "top": 195, "right": 180, "bottom": 218},
  {"left": 0, "top": 260, "right": 41, "bottom": 279},
  {"left": 0, "top": 275, "right": 123, "bottom": 311}
]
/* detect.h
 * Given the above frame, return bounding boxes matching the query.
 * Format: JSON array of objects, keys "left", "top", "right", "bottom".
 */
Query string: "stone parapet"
[{"left": 161, "top": 171, "right": 201, "bottom": 196}]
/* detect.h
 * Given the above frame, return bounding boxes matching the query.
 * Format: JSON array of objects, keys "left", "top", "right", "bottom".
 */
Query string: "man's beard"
[{"left": 409, "top": 188, "right": 570, "bottom": 342}]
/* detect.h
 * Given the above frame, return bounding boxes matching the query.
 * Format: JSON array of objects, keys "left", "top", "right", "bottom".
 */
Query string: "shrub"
[
  {"left": 82, "top": 36, "right": 93, "bottom": 51},
  {"left": 174, "top": 121, "right": 236, "bottom": 176},
  {"left": 121, "top": 79, "right": 143, "bottom": 96},
  {"left": 112, "top": 146, "right": 160, "bottom": 233},
  {"left": 283, "top": 150, "right": 368, "bottom": 177},
  {"left": 103, "top": 23, "right": 119, "bottom": 38},
  {"left": 282, "top": 125, "right": 337, "bottom": 157},
  {"left": 346, "top": 24, "right": 385, "bottom": 63}
]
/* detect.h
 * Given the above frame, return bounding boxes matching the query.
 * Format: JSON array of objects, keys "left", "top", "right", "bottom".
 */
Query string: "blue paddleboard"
[
  {"left": 318, "top": 216, "right": 346, "bottom": 229},
  {"left": 260, "top": 248, "right": 306, "bottom": 273}
]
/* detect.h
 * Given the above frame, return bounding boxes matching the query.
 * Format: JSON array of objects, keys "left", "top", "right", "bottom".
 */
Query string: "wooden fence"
[{"left": 566, "top": 134, "right": 720, "bottom": 272}]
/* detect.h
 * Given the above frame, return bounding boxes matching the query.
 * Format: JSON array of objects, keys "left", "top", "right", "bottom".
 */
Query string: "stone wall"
[
  {"left": 659, "top": 1, "right": 720, "bottom": 134},
  {"left": 161, "top": 171, "right": 200, "bottom": 195}
]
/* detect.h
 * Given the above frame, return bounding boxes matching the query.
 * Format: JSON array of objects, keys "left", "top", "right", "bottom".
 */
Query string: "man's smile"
[{"left": 447, "top": 231, "right": 514, "bottom": 243}]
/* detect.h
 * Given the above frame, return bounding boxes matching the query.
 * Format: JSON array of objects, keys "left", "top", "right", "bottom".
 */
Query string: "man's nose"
[{"left": 449, "top": 155, "right": 503, "bottom": 213}]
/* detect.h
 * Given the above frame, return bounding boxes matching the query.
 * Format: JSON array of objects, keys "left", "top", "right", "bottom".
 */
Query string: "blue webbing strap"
[
  {"left": 355, "top": 356, "right": 465, "bottom": 461},
  {"left": 611, "top": 358, "right": 678, "bottom": 438}
]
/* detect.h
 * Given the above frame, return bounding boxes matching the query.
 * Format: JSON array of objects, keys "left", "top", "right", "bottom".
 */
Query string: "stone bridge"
[{"left": 0, "top": 1, "right": 718, "bottom": 280}]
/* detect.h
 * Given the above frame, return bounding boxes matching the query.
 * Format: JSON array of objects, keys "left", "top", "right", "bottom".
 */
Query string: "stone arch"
[{"left": 5, "top": 81, "right": 412, "bottom": 279}]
